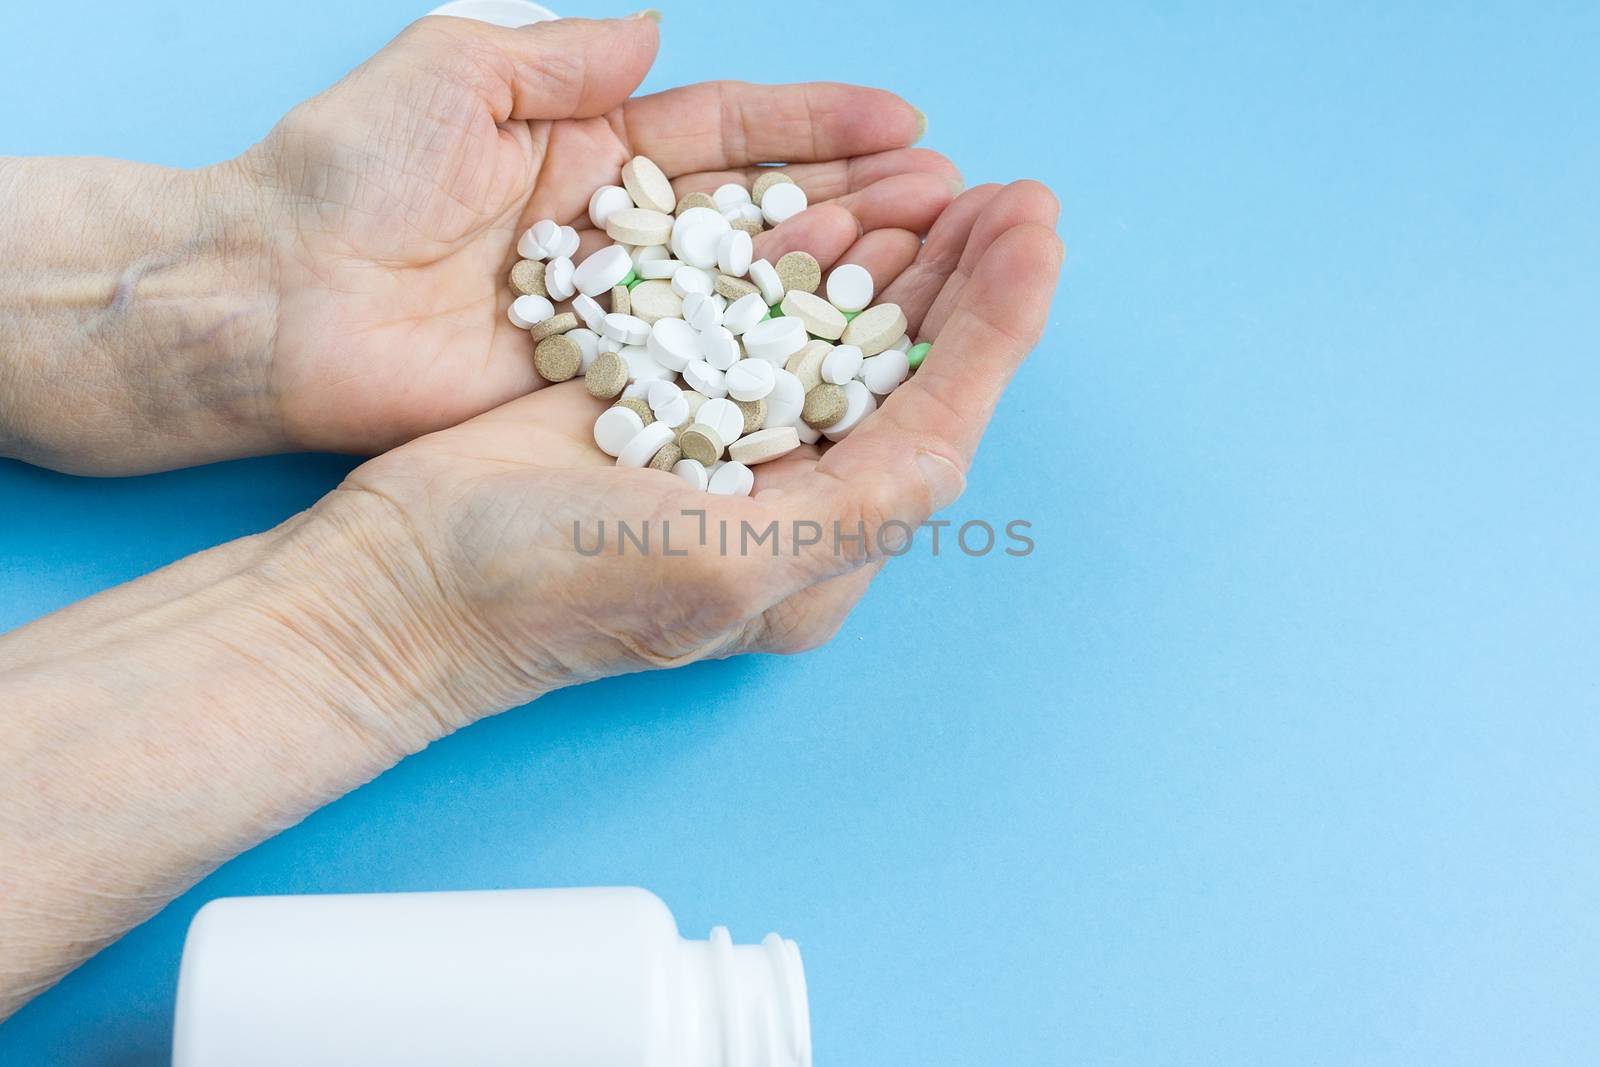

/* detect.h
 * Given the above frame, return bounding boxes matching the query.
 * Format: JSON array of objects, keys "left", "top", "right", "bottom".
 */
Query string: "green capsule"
[{"left": 907, "top": 342, "right": 932, "bottom": 370}]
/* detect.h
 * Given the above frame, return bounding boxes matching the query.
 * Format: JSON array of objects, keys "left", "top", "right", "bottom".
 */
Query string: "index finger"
[{"left": 620, "top": 81, "right": 924, "bottom": 175}]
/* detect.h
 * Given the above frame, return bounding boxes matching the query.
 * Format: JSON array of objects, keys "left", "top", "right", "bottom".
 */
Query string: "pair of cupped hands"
[{"left": 86, "top": 14, "right": 1061, "bottom": 722}]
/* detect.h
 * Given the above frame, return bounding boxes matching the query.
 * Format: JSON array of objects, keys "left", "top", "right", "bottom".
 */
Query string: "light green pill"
[
  {"left": 842, "top": 309, "right": 860, "bottom": 321},
  {"left": 621, "top": 269, "right": 638, "bottom": 287},
  {"left": 907, "top": 342, "right": 931, "bottom": 370}
]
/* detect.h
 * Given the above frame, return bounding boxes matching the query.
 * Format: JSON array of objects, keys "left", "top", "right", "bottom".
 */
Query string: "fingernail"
[
  {"left": 631, "top": 8, "right": 662, "bottom": 21},
  {"left": 910, "top": 106, "right": 927, "bottom": 144},
  {"left": 917, "top": 451, "right": 965, "bottom": 513}
]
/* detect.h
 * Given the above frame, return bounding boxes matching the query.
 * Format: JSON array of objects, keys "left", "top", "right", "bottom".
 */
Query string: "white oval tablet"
[
  {"left": 759, "top": 182, "right": 808, "bottom": 226},
  {"left": 531, "top": 218, "right": 560, "bottom": 254},
  {"left": 593, "top": 406, "right": 645, "bottom": 457},
  {"left": 683, "top": 291, "right": 723, "bottom": 332},
  {"left": 573, "top": 245, "right": 633, "bottom": 297},
  {"left": 516, "top": 229, "right": 546, "bottom": 261},
  {"left": 620, "top": 345, "right": 671, "bottom": 382},
  {"left": 617, "top": 420, "right": 677, "bottom": 468},
  {"left": 725, "top": 358, "right": 776, "bottom": 402},
  {"left": 729, "top": 426, "right": 801, "bottom": 466},
  {"left": 822, "top": 344, "right": 864, "bottom": 385},
  {"left": 825, "top": 263, "right": 874, "bottom": 313}
]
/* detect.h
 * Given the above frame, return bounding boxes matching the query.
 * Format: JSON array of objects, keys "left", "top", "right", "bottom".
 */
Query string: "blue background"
[{"left": 3, "top": 2, "right": 1599, "bottom": 1063}]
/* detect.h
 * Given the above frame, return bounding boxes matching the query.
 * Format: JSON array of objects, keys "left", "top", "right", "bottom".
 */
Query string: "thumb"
[{"left": 394, "top": 13, "right": 660, "bottom": 122}]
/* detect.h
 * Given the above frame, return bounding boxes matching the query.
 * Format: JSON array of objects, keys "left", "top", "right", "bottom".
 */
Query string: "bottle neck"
[{"left": 677, "top": 927, "right": 811, "bottom": 1067}]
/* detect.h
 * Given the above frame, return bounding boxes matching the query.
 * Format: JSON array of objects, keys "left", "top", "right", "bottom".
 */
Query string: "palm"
[
  {"left": 251, "top": 15, "right": 956, "bottom": 456},
  {"left": 340, "top": 178, "right": 1061, "bottom": 699}
]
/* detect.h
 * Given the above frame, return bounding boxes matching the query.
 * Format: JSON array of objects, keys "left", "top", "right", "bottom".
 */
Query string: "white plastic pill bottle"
[{"left": 171, "top": 886, "right": 812, "bottom": 1067}]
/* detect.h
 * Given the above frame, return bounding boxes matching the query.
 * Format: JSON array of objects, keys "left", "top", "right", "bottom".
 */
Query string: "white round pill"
[
  {"left": 721, "top": 292, "right": 767, "bottom": 336},
  {"left": 507, "top": 294, "right": 554, "bottom": 329},
  {"left": 589, "top": 185, "right": 634, "bottom": 229},
  {"left": 572, "top": 292, "right": 605, "bottom": 332},
  {"left": 741, "top": 317, "right": 807, "bottom": 363},
  {"left": 646, "top": 379, "right": 681, "bottom": 411},
  {"left": 573, "top": 245, "right": 633, "bottom": 297},
  {"left": 717, "top": 229, "right": 753, "bottom": 277},
  {"left": 713, "top": 183, "right": 752, "bottom": 211},
  {"left": 725, "top": 358, "right": 776, "bottom": 402},
  {"left": 602, "top": 313, "right": 651, "bottom": 345},
  {"left": 695, "top": 398, "right": 747, "bottom": 446},
  {"left": 545, "top": 256, "right": 576, "bottom": 302},
  {"left": 700, "top": 325, "right": 740, "bottom": 371},
  {"left": 621, "top": 345, "right": 671, "bottom": 383},
  {"left": 683, "top": 291, "right": 723, "bottom": 332},
  {"left": 567, "top": 327, "right": 601, "bottom": 372},
  {"left": 553, "top": 225, "right": 580, "bottom": 260},
  {"left": 822, "top": 344, "right": 864, "bottom": 385},
  {"left": 822, "top": 379, "right": 877, "bottom": 440},
  {"left": 796, "top": 421, "right": 821, "bottom": 445},
  {"left": 861, "top": 347, "right": 910, "bottom": 395},
  {"left": 672, "top": 458, "right": 709, "bottom": 491},
  {"left": 759, "top": 183, "right": 808, "bottom": 226},
  {"left": 671, "top": 265, "right": 714, "bottom": 298},
  {"left": 516, "top": 229, "right": 546, "bottom": 261},
  {"left": 825, "top": 263, "right": 874, "bottom": 313},
  {"left": 707, "top": 460, "right": 755, "bottom": 497},
  {"left": 647, "top": 318, "right": 702, "bottom": 371},
  {"left": 632, "top": 243, "right": 669, "bottom": 266},
  {"left": 593, "top": 406, "right": 645, "bottom": 457},
  {"left": 598, "top": 335, "right": 623, "bottom": 355},
  {"left": 736, "top": 202, "right": 764, "bottom": 226},
  {"left": 617, "top": 420, "right": 677, "bottom": 468},
  {"left": 637, "top": 258, "right": 680, "bottom": 280},
  {"left": 763, "top": 368, "right": 805, "bottom": 430},
  {"left": 683, "top": 359, "right": 727, "bottom": 399},
  {"left": 748, "top": 259, "right": 784, "bottom": 305},
  {"left": 675, "top": 214, "right": 731, "bottom": 270},
  {"left": 531, "top": 218, "right": 560, "bottom": 254}
]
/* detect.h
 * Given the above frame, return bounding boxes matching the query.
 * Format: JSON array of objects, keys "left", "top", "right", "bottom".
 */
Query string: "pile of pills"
[{"left": 505, "top": 155, "right": 933, "bottom": 497}]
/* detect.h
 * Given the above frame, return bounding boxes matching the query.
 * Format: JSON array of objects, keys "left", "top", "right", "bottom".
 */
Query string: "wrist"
[
  {"left": 0, "top": 157, "right": 283, "bottom": 473},
  {"left": 251, "top": 491, "right": 545, "bottom": 752}
]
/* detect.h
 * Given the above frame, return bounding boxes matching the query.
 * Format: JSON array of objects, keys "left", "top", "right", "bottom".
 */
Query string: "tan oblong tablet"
[
  {"left": 841, "top": 302, "right": 909, "bottom": 356},
  {"left": 529, "top": 313, "right": 578, "bottom": 343},
  {"left": 629, "top": 279, "right": 682, "bottom": 325},
  {"left": 729, "top": 426, "right": 801, "bottom": 465},
  {"left": 780, "top": 290, "right": 847, "bottom": 341},
  {"left": 605, "top": 207, "right": 674, "bottom": 246},
  {"left": 784, "top": 339, "right": 832, "bottom": 392},
  {"left": 622, "top": 155, "right": 676, "bottom": 214}
]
